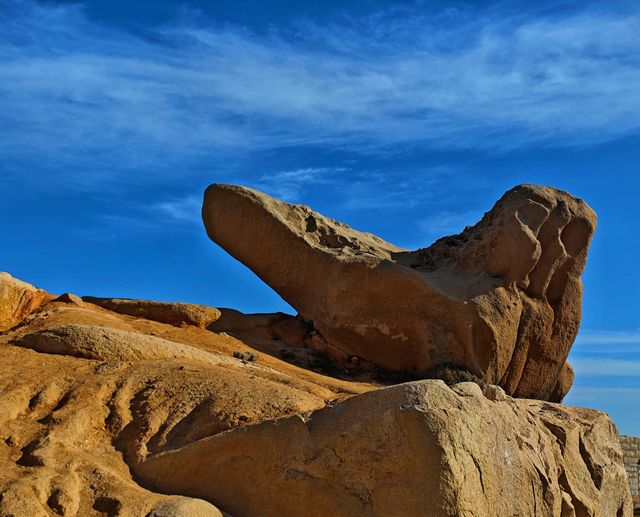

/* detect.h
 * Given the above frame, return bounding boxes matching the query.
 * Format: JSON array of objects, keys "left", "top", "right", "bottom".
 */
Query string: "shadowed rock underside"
[{"left": 202, "top": 183, "right": 596, "bottom": 401}]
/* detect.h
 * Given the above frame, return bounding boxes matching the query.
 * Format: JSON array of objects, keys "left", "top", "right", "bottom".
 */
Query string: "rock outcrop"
[
  {"left": 0, "top": 268, "right": 632, "bottom": 516},
  {"left": 0, "top": 272, "right": 51, "bottom": 331},
  {"left": 137, "top": 380, "right": 632, "bottom": 517},
  {"left": 82, "top": 297, "right": 222, "bottom": 328},
  {"left": 202, "top": 184, "right": 596, "bottom": 401},
  {"left": 0, "top": 280, "right": 367, "bottom": 515},
  {"left": 148, "top": 498, "right": 228, "bottom": 517},
  {"left": 14, "top": 324, "right": 242, "bottom": 367}
]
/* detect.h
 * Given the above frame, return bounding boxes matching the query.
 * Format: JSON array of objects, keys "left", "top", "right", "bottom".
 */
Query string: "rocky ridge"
[{"left": 0, "top": 184, "right": 633, "bottom": 517}]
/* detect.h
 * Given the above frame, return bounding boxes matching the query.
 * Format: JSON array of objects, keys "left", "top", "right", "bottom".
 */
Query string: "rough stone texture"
[
  {"left": 148, "top": 497, "right": 227, "bottom": 517},
  {"left": 13, "top": 323, "right": 240, "bottom": 367},
  {"left": 550, "top": 361, "right": 576, "bottom": 403},
  {"left": 620, "top": 435, "right": 640, "bottom": 513},
  {"left": 0, "top": 271, "right": 631, "bottom": 517},
  {"left": 0, "top": 272, "right": 52, "bottom": 331},
  {"left": 54, "top": 292, "right": 83, "bottom": 305},
  {"left": 1, "top": 285, "right": 367, "bottom": 515},
  {"left": 82, "top": 297, "right": 222, "bottom": 328},
  {"left": 137, "top": 380, "right": 632, "bottom": 517},
  {"left": 482, "top": 383, "right": 507, "bottom": 401},
  {"left": 203, "top": 183, "right": 596, "bottom": 401}
]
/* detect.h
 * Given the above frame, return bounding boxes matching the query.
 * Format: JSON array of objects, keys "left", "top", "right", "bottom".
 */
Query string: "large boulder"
[
  {"left": 148, "top": 497, "right": 227, "bottom": 517},
  {"left": 202, "top": 184, "right": 596, "bottom": 401},
  {"left": 136, "top": 380, "right": 632, "bottom": 517},
  {"left": 13, "top": 324, "right": 234, "bottom": 366},
  {"left": 82, "top": 297, "right": 221, "bottom": 328},
  {"left": 0, "top": 272, "right": 51, "bottom": 331}
]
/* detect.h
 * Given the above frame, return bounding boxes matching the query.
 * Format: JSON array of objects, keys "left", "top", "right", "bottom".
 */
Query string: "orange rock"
[
  {"left": 0, "top": 272, "right": 52, "bottom": 331},
  {"left": 202, "top": 184, "right": 596, "bottom": 401},
  {"left": 82, "top": 297, "right": 221, "bottom": 328},
  {"left": 0, "top": 284, "right": 363, "bottom": 514},
  {"left": 549, "top": 361, "right": 575, "bottom": 403},
  {"left": 136, "top": 380, "right": 633, "bottom": 517},
  {"left": 1, "top": 271, "right": 631, "bottom": 517}
]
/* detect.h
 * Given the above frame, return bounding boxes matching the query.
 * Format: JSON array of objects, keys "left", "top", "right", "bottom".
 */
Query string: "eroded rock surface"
[
  {"left": 202, "top": 184, "right": 596, "bottom": 400},
  {"left": 14, "top": 324, "right": 238, "bottom": 367},
  {"left": 82, "top": 297, "right": 222, "bottom": 328},
  {"left": 0, "top": 270, "right": 631, "bottom": 516},
  {"left": 148, "top": 497, "right": 228, "bottom": 517},
  {"left": 137, "top": 380, "right": 632, "bottom": 517},
  {"left": 0, "top": 272, "right": 52, "bottom": 331},
  {"left": 0, "top": 281, "right": 370, "bottom": 515}
]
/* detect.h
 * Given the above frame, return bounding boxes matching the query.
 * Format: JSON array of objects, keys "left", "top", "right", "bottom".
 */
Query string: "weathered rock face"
[
  {"left": 137, "top": 379, "right": 633, "bottom": 517},
  {"left": 0, "top": 272, "right": 51, "bottom": 331},
  {"left": 202, "top": 184, "right": 596, "bottom": 401},
  {"left": 14, "top": 324, "right": 242, "bottom": 367},
  {"left": 148, "top": 498, "right": 227, "bottom": 517},
  {"left": 0, "top": 279, "right": 367, "bottom": 515},
  {"left": 82, "top": 297, "right": 222, "bottom": 328},
  {"left": 0, "top": 271, "right": 631, "bottom": 517}
]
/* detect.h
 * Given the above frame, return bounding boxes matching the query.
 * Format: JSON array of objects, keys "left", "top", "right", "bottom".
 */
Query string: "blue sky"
[{"left": 1, "top": 0, "right": 639, "bottom": 433}]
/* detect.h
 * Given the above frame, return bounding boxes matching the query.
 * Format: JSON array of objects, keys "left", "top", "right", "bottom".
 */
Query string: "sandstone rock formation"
[
  {"left": 0, "top": 275, "right": 369, "bottom": 515},
  {"left": 137, "top": 380, "right": 633, "bottom": 517},
  {"left": 148, "top": 498, "right": 228, "bottom": 517},
  {"left": 202, "top": 184, "right": 596, "bottom": 401},
  {"left": 0, "top": 273, "right": 51, "bottom": 331},
  {"left": 0, "top": 270, "right": 633, "bottom": 516},
  {"left": 15, "top": 324, "right": 240, "bottom": 366},
  {"left": 82, "top": 297, "right": 222, "bottom": 328}
]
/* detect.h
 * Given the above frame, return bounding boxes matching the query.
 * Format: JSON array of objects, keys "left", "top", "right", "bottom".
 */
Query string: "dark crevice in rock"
[{"left": 578, "top": 433, "right": 603, "bottom": 490}]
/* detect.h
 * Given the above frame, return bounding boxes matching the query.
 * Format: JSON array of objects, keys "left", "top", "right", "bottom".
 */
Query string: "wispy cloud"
[
  {"left": 566, "top": 331, "right": 639, "bottom": 432},
  {"left": 252, "top": 167, "right": 347, "bottom": 202},
  {"left": 575, "top": 329, "right": 640, "bottom": 345},
  {"left": 154, "top": 195, "right": 202, "bottom": 223},
  {"left": 69, "top": 194, "right": 205, "bottom": 239},
  {"left": 571, "top": 358, "right": 640, "bottom": 377},
  {"left": 2, "top": 0, "right": 640, "bottom": 178},
  {"left": 564, "top": 384, "right": 640, "bottom": 407},
  {"left": 340, "top": 165, "right": 465, "bottom": 211}
]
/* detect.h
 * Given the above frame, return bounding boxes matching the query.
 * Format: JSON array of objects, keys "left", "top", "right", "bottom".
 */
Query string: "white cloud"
[
  {"left": 71, "top": 195, "right": 205, "bottom": 237},
  {"left": 566, "top": 386, "right": 640, "bottom": 400},
  {"left": 252, "top": 167, "right": 347, "bottom": 201},
  {"left": 575, "top": 329, "right": 640, "bottom": 345},
  {"left": 154, "top": 195, "right": 202, "bottom": 222},
  {"left": 571, "top": 358, "right": 640, "bottom": 377},
  {"left": 2, "top": 0, "right": 640, "bottom": 174}
]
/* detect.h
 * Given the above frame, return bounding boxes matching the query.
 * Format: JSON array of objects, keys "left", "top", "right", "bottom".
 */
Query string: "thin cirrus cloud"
[
  {"left": 569, "top": 328, "right": 640, "bottom": 378},
  {"left": 1, "top": 0, "right": 640, "bottom": 178},
  {"left": 137, "top": 167, "right": 348, "bottom": 230},
  {"left": 154, "top": 196, "right": 203, "bottom": 223},
  {"left": 574, "top": 329, "right": 640, "bottom": 345},
  {"left": 252, "top": 167, "right": 348, "bottom": 202},
  {"left": 570, "top": 358, "right": 640, "bottom": 377}
]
